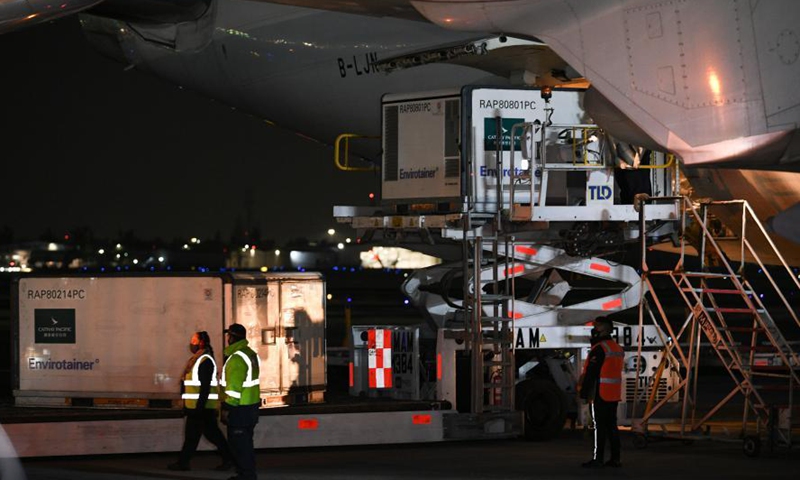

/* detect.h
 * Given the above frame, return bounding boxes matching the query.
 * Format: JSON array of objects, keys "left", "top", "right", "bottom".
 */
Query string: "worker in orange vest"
[
  {"left": 168, "top": 331, "right": 233, "bottom": 472},
  {"left": 579, "top": 316, "right": 624, "bottom": 468}
]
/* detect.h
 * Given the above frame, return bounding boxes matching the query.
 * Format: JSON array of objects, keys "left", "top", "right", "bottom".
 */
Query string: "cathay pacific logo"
[
  {"left": 484, "top": 117, "right": 524, "bottom": 151},
  {"left": 34, "top": 309, "right": 76, "bottom": 344}
]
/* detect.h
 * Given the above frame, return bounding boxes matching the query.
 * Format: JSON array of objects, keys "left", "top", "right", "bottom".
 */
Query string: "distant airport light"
[
  {"left": 260, "top": 266, "right": 268, "bottom": 272},
  {"left": 158, "top": 256, "right": 165, "bottom": 263},
  {"left": 98, "top": 249, "right": 105, "bottom": 255},
  {"left": 116, "top": 254, "right": 121, "bottom": 259},
  {"left": 346, "top": 238, "right": 352, "bottom": 243},
  {"left": 327, "top": 228, "right": 336, "bottom": 236},
  {"left": 116, "top": 244, "right": 122, "bottom": 250},
  {"left": 133, "top": 259, "right": 139, "bottom": 264},
  {"left": 337, "top": 243, "right": 344, "bottom": 250},
  {"left": 275, "top": 249, "right": 281, "bottom": 255},
  {"left": 368, "top": 192, "right": 375, "bottom": 200},
  {"left": 245, "top": 244, "right": 250, "bottom": 249},
  {"left": 327, "top": 294, "right": 333, "bottom": 300},
  {"left": 183, "top": 244, "right": 189, "bottom": 250}
]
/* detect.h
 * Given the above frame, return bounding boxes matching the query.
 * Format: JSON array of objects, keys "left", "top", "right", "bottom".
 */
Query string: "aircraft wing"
[{"left": 0, "top": 0, "right": 104, "bottom": 34}]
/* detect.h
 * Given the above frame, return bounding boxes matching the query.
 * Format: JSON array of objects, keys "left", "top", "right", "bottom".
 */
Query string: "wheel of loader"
[
  {"left": 742, "top": 435, "right": 761, "bottom": 457},
  {"left": 517, "top": 378, "right": 568, "bottom": 441},
  {"left": 632, "top": 434, "right": 648, "bottom": 449}
]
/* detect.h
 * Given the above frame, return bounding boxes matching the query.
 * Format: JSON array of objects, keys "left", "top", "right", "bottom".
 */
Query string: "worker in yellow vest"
[
  {"left": 220, "top": 323, "right": 261, "bottom": 480},
  {"left": 168, "top": 331, "right": 233, "bottom": 472},
  {"left": 579, "top": 316, "right": 624, "bottom": 468}
]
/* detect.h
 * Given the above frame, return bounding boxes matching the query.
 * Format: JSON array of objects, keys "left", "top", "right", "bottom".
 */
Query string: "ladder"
[
  {"left": 462, "top": 116, "right": 516, "bottom": 415},
  {"left": 633, "top": 197, "right": 800, "bottom": 450},
  {"left": 467, "top": 233, "right": 516, "bottom": 413}
]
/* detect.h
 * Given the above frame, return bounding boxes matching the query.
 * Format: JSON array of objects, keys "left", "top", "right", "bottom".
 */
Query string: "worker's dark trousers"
[
  {"left": 590, "top": 399, "right": 620, "bottom": 462},
  {"left": 228, "top": 423, "right": 257, "bottom": 480},
  {"left": 178, "top": 409, "right": 231, "bottom": 466}
]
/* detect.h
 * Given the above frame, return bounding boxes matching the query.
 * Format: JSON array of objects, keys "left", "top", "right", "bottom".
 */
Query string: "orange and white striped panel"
[{"left": 368, "top": 329, "right": 393, "bottom": 389}]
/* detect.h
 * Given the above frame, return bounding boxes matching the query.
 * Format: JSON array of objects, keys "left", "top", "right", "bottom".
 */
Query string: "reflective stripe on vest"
[
  {"left": 597, "top": 339, "right": 624, "bottom": 401},
  {"left": 182, "top": 354, "right": 220, "bottom": 409},
  {"left": 221, "top": 349, "right": 261, "bottom": 405}
]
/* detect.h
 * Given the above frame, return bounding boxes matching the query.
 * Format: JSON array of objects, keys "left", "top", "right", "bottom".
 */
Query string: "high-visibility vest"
[
  {"left": 182, "top": 353, "right": 220, "bottom": 409},
  {"left": 596, "top": 339, "right": 624, "bottom": 401},
  {"left": 221, "top": 344, "right": 261, "bottom": 407}
]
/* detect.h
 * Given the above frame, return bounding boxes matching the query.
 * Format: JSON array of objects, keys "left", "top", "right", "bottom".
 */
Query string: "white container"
[{"left": 13, "top": 272, "right": 326, "bottom": 408}]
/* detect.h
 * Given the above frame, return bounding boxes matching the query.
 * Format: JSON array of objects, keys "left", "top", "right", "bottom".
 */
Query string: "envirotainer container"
[
  {"left": 380, "top": 85, "right": 589, "bottom": 211},
  {"left": 12, "top": 272, "right": 325, "bottom": 408}
]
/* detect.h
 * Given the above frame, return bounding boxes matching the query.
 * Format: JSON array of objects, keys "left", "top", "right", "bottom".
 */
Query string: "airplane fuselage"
[{"left": 82, "top": 0, "right": 506, "bottom": 160}]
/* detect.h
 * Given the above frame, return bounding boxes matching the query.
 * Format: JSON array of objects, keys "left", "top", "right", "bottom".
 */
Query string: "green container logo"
[{"left": 484, "top": 117, "right": 524, "bottom": 151}]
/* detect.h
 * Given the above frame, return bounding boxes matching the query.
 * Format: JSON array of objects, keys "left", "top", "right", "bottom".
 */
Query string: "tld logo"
[{"left": 588, "top": 185, "right": 613, "bottom": 201}]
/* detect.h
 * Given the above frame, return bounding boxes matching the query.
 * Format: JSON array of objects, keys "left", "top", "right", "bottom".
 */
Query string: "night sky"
[{"left": 1, "top": 16, "right": 371, "bottom": 245}]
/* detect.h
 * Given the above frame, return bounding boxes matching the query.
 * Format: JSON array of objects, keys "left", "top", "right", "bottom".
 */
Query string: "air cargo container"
[
  {"left": 380, "top": 85, "right": 589, "bottom": 211},
  {"left": 12, "top": 272, "right": 325, "bottom": 408}
]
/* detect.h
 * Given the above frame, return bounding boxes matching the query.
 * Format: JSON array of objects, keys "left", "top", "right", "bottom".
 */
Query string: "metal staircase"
[{"left": 633, "top": 197, "right": 800, "bottom": 452}]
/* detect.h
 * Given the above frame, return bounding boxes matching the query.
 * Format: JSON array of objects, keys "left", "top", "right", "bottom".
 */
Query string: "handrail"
[
  {"left": 571, "top": 126, "right": 602, "bottom": 166},
  {"left": 334, "top": 133, "right": 379, "bottom": 172},
  {"left": 508, "top": 122, "right": 528, "bottom": 220},
  {"left": 712, "top": 199, "right": 800, "bottom": 331},
  {"left": 637, "top": 153, "right": 676, "bottom": 170}
]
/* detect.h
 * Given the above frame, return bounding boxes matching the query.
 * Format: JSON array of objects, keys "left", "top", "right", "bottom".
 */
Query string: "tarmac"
[{"left": 9, "top": 429, "right": 799, "bottom": 480}]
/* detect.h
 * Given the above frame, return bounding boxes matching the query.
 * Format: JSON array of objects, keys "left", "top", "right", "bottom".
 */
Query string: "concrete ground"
[{"left": 13, "top": 429, "right": 799, "bottom": 480}]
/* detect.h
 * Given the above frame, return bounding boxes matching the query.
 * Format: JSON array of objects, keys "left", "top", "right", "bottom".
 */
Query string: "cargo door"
[
  {"left": 231, "top": 282, "right": 281, "bottom": 401},
  {"left": 279, "top": 278, "right": 326, "bottom": 398}
]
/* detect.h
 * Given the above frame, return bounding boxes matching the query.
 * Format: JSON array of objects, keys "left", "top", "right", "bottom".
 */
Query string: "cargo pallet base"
[{"left": 2, "top": 406, "right": 520, "bottom": 457}]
